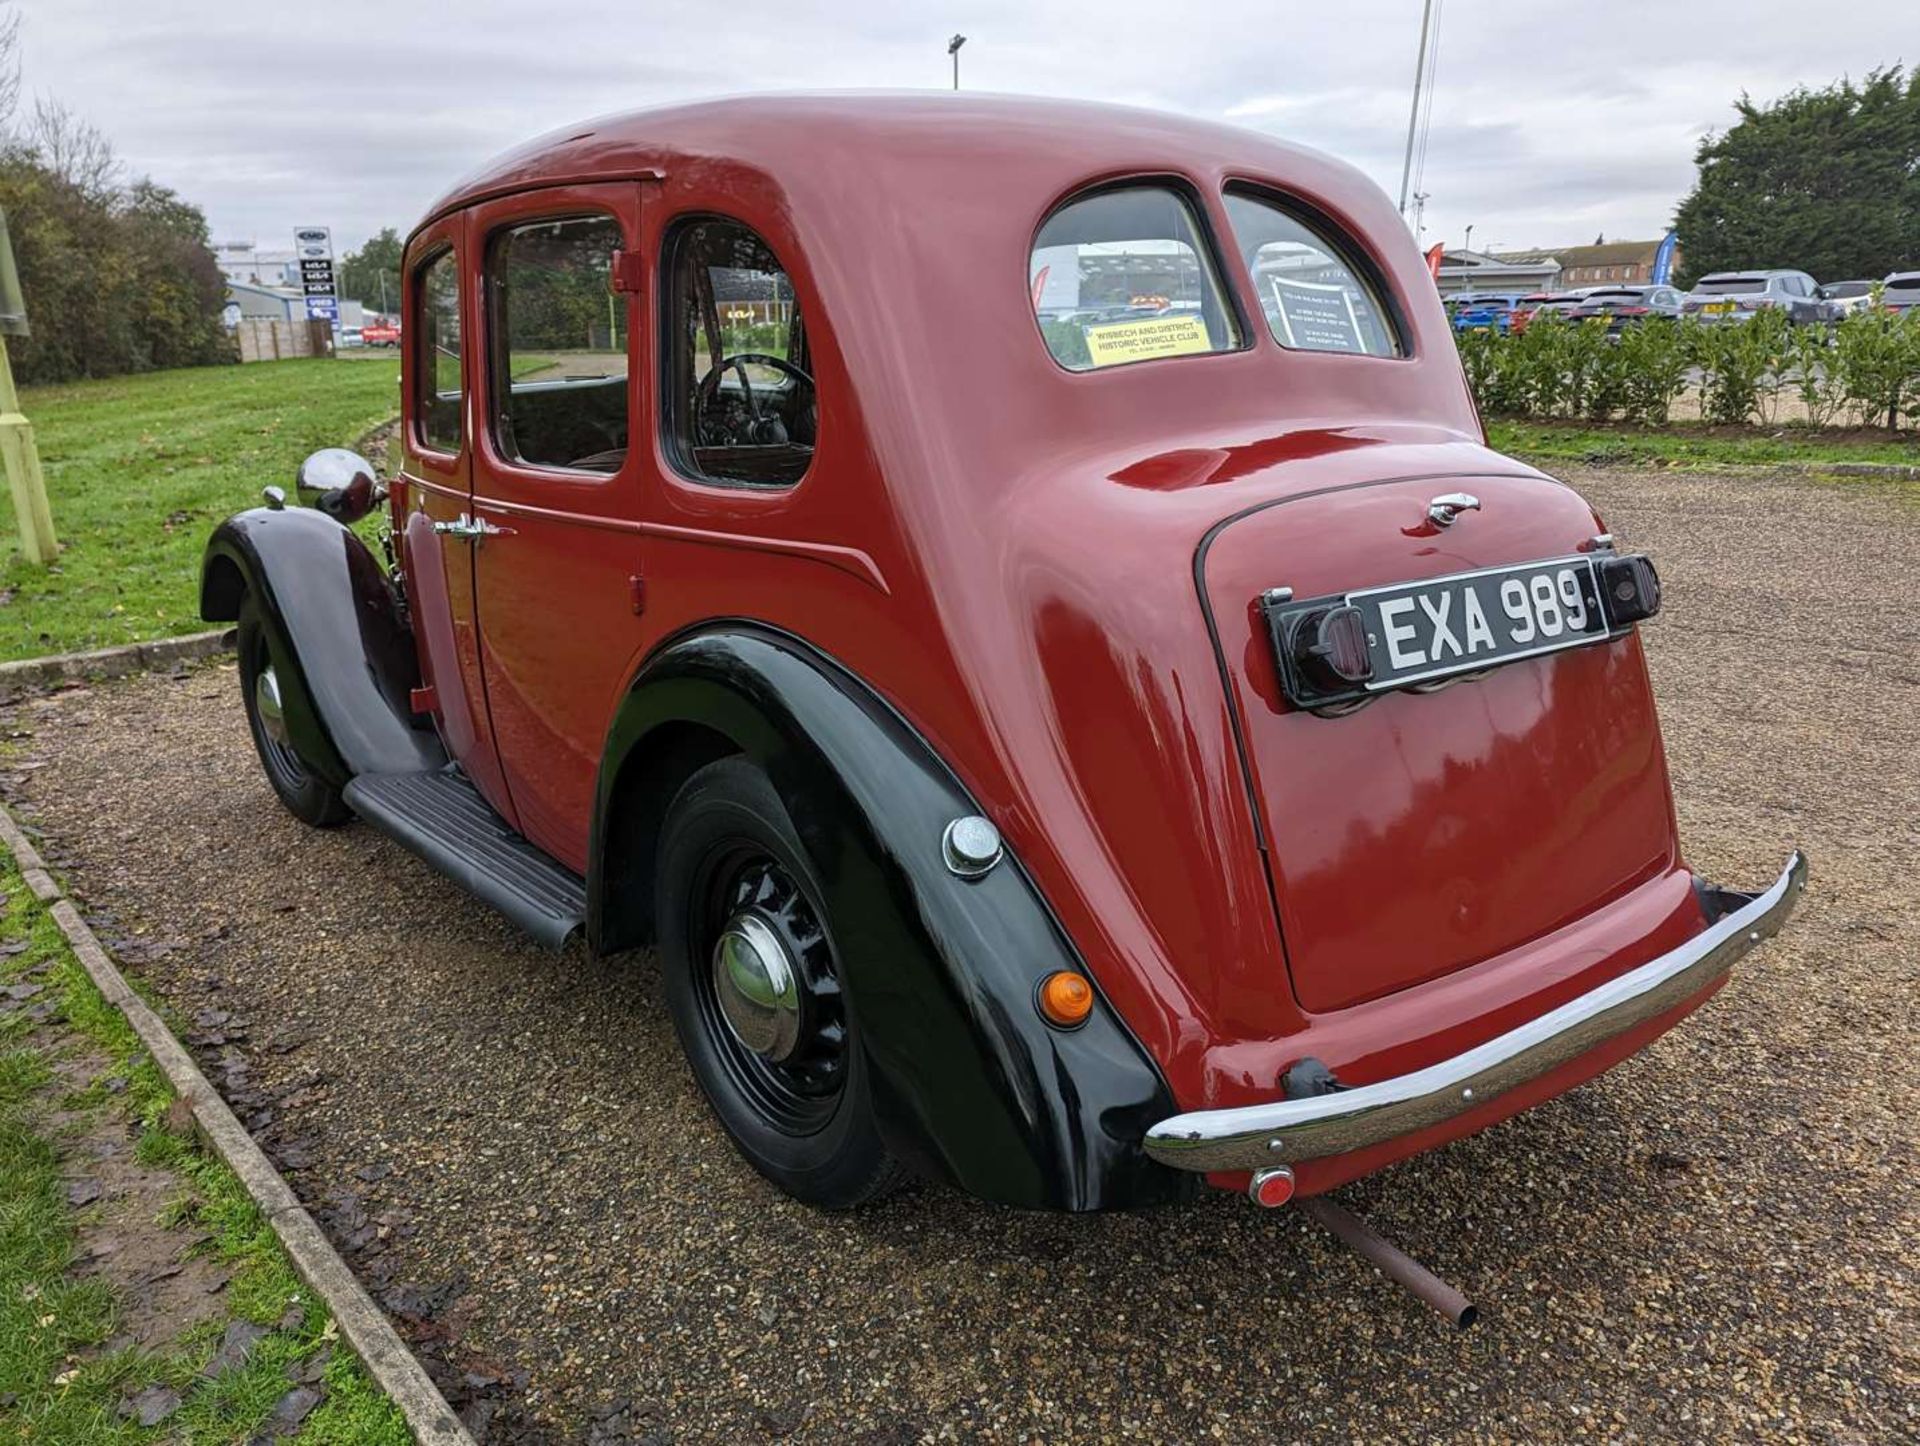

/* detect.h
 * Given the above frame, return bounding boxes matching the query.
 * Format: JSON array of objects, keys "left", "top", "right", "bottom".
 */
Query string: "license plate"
[
  {"left": 1267, "top": 555, "right": 1621, "bottom": 709},
  {"left": 1349, "top": 557, "right": 1609, "bottom": 690},
  {"left": 1705, "top": 301, "right": 1735, "bottom": 314}
]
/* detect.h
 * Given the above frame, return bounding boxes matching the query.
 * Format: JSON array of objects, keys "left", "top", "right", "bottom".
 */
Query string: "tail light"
[
  {"left": 1598, "top": 554, "right": 1661, "bottom": 625},
  {"left": 1294, "top": 604, "right": 1373, "bottom": 687},
  {"left": 1616, "top": 306, "right": 1649, "bottom": 316}
]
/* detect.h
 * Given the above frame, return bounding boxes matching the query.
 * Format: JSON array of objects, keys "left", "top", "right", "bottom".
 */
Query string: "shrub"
[
  {"left": 1784, "top": 320, "right": 1847, "bottom": 428},
  {"left": 1690, "top": 310, "right": 1785, "bottom": 425},
  {"left": 1831, "top": 305, "right": 1920, "bottom": 431},
  {"left": 1616, "top": 318, "right": 1692, "bottom": 424},
  {"left": 0, "top": 153, "right": 234, "bottom": 385}
]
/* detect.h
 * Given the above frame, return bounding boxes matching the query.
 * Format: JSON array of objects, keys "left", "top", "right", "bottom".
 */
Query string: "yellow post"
[{"left": 0, "top": 331, "right": 57, "bottom": 564}]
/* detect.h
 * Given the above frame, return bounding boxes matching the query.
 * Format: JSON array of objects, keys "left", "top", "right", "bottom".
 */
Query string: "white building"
[
  {"left": 224, "top": 281, "right": 362, "bottom": 331},
  {"left": 1433, "top": 249, "right": 1561, "bottom": 297},
  {"left": 213, "top": 242, "right": 301, "bottom": 289}
]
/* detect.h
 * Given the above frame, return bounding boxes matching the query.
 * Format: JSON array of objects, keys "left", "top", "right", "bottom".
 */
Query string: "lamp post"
[{"left": 948, "top": 33, "right": 966, "bottom": 91}]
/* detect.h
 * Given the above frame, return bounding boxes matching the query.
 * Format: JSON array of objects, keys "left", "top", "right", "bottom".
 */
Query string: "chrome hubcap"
[
  {"left": 255, "top": 665, "right": 289, "bottom": 745},
  {"left": 711, "top": 911, "right": 803, "bottom": 1062}
]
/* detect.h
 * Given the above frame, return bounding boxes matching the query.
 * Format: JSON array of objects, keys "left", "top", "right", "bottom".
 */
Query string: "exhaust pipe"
[{"left": 1298, "top": 1196, "right": 1478, "bottom": 1329}]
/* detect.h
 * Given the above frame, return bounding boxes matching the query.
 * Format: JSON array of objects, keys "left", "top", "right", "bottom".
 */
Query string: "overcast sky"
[{"left": 14, "top": 0, "right": 1910, "bottom": 258}]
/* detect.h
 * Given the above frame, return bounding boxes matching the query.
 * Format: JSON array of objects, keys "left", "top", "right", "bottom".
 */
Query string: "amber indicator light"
[{"left": 1037, "top": 971, "right": 1094, "bottom": 1028}]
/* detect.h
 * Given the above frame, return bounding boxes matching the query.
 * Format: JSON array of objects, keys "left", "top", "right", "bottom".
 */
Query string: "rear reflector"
[{"left": 1249, "top": 1166, "right": 1296, "bottom": 1208}]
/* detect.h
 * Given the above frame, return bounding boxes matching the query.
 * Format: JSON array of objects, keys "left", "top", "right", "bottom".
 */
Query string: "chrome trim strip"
[{"left": 1144, "top": 852, "right": 1807, "bottom": 1173}]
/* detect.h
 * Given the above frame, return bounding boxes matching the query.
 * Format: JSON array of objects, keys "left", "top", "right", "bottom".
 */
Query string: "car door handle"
[{"left": 432, "top": 513, "right": 514, "bottom": 541}]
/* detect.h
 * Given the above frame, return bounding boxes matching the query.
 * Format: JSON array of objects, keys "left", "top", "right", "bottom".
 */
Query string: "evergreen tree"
[{"left": 1674, "top": 67, "right": 1920, "bottom": 285}]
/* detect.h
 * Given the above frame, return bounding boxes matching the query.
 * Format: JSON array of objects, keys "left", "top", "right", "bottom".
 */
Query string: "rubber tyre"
[
  {"left": 236, "top": 596, "right": 350, "bottom": 828},
  {"left": 656, "top": 757, "right": 899, "bottom": 1209}
]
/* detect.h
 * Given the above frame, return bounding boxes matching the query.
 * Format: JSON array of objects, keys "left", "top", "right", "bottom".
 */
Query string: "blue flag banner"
[{"left": 1651, "top": 231, "right": 1678, "bottom": 285}]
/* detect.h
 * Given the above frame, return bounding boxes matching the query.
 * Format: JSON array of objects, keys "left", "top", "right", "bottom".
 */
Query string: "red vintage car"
[{"left": 201, "top": 96, "right": 1802, "bottom": 1224}]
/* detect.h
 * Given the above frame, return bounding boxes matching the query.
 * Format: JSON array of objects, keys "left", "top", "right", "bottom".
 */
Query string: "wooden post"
[{"left": 0, "top": 331, "right": 57, "bottom": 565}]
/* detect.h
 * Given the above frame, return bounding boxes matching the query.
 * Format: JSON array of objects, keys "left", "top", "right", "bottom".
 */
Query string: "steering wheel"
[{"left": 694, "top": 353, "right": 815, "bottom": 446}]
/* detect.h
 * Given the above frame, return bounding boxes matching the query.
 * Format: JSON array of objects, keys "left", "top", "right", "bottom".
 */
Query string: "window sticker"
[
  {"left": 1082, "top": 313, "right": 1214, "bottom": 367},
  {"left": 1268, "top": 276, "right": 1367, "bottom": 355}
]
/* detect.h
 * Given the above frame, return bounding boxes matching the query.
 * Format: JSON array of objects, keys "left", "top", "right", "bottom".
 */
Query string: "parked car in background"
[
  {"left": 1571, "top": 285, "right": 1686, "bottom": 334},
  {"left": 1506, "top": 292, "right": 1560, "bottom": 333},
  {"left": 1682, "top": 270, "right": 1827, "bottom": 325},
  {"left": 335, "top": 325, "right": 364, "bottom": 348},
  {"left": 1448, "top": 292, "right": 1527, "bottom": 333},
  {"left": 1818, "top": 280, "right": 1877, "bottom": 316},
  {"left": 361, "top": 319, "right": 402, "bottom": 347},
  {"left": 1516, "top": 290, "right": 1604, "bottom": 331},
  {"left": 200, "top": 94, "right": 1802, "bottom": 1225},
  {"left": 1880, "top": 272, "right": 1920, "bottom": 313}
]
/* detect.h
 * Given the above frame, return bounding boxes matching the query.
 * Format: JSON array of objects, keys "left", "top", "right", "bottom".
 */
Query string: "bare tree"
[
  {"left": 26, "top": 96, "right": 119, "bottom": 197},
  {"left": 0, "top": 4, "right": 20, "bottom": 135}
]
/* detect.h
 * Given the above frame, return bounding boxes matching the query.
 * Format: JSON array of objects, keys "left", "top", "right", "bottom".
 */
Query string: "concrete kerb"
[
  {"left": 0, "top": 628, "right": 234, "bottom": 702},
  {"left": 0, "top": 800, "right": 475, "bottom": 1445}
]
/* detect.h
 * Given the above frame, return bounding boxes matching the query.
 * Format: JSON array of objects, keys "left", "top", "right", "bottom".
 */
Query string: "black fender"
[
  {"left": 201, "top": 506, "right": 444, "bottom": 786},
  {"left": 590, "top": 626, "right": 1192, "bottom": 1212}
]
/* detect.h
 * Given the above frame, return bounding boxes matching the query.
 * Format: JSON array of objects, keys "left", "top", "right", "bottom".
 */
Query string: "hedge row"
[{"left": 1455, "top": 308, "right": 1920, "bottom": 432}]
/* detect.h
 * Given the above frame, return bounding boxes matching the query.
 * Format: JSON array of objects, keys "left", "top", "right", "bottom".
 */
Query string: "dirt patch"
[
  {"left": 3, "top": 463, "right": 1916, "bottom": 1443},
  {"left": 3, "top": 999, "right": 231, "bottom": 1358},
  {"left": 35, "top": 1049, "right": 236, "bottom": 1351}
]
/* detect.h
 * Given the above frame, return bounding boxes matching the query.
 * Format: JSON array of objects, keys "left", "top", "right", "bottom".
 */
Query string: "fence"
[{"left": 235, "top": 318, "right": 334, "bottom": 364}]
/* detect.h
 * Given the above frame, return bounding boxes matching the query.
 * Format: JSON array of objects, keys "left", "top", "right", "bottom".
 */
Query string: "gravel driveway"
[{"left": 3, "top": 465, "right": 1915, "bottom": 1444}]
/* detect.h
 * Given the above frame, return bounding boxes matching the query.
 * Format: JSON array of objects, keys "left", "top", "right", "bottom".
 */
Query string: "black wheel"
[
  {"left": 656, "top": 758, "right": 899, "bottom": 1209},
  {"left": 236, "top": 596, "right": 349, "bottom": 828}
]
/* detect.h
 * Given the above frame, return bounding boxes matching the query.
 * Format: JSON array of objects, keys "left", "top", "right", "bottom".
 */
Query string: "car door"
[
  {"left": 394, "top": 215, "right": 518, "bottom": 824},
  {"left": 465, "top": 185, "right": 650, "bottom": 873}
]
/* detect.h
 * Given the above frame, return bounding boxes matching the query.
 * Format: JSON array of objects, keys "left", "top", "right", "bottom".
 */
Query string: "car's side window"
[
  {"left": 415, "top": 247, "right": 462, "bottom": 453},
  {"left": 1222, "top": 188, "right": 1402, "bottom": 358},
  {"left": 1029, "top": 185, "right": 1241, "bottom": 371},
  {"left": 662, "top": 217, "right": 815, "bottom": 489},
  {"left": 487, "top": 215, "right": 629, "bottom": 474}
]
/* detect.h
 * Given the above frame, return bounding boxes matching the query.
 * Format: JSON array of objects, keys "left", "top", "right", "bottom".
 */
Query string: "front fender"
[
  {"left": 592, "top": 626, "right": 1191, "bottom": 1211},
  {"left": 201, "top": 507, "right": 442, "bottom": 785}
]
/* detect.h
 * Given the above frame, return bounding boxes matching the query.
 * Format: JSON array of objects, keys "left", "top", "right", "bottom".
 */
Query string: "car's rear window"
[
  {"left": 1029, "top": 186, "right": 1240, "bottom": 371},
  {"left": 1225, "top": 189, "right": 1401, "bottom": 356},
  {"left": 1695, "top": 276, "right": 1768, "bottom": 294},
  {"left": 1584, "top": 289, "right": 1645, "bottom": 302},
  {"left": 1885, "top": 277, "right": 1920, "bottom": 296}
]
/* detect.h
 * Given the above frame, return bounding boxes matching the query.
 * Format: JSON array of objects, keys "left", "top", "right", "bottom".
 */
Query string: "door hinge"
[
  {"left": 410, "top": 684, "right": 438, "bottom": 716},
  {"left": 611, "top": 250, "right": 645, "bottom": 294}
]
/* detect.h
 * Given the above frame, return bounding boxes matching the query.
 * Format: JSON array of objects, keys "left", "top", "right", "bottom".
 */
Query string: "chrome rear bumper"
[{"left": 1144, "top": 852, "right": 1807, "bottom": 1174}]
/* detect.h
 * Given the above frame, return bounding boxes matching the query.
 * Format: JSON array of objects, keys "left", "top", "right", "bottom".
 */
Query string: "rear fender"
[
  {"left": 591, "top": 626, "right": 1190, "bottom": 1211},
  {"left": 201, "top": 506, "right": 443, "bottom": 786}
]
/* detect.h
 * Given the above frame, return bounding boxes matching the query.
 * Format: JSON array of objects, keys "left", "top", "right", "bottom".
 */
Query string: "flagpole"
[{"left": 1397, "top": 0, "right": 1436, "bottom": 217}]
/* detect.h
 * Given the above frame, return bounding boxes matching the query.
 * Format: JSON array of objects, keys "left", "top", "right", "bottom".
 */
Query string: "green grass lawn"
[
  {"left": 1489, "top": 417, "right": 1920, "bottom": 470},
  {"left": 0, "top": 855, "right": 409, "bottom": 1445},
  {"left": 1, "top": 360, "right": 401, "bottom": 663}
]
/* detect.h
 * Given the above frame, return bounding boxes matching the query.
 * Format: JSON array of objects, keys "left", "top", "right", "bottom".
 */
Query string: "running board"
[{"left": 343, "top": 771, "right": 586, "bottom": 949}]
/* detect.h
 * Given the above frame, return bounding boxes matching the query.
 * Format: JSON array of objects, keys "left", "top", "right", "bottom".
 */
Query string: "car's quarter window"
[
  {"left": 1028, "top": 185, "right": 1240, "bottom": 372},
  {"left": 415, "top": 247, "right": 462, "bottom": 452},
  {"left": 662, "top": 217, "right": 815, "bottom": 489},
  {"left": 1222, "top": 189, "right": 1401, "bottom": 358},
  {"left": 485, "top": 215, "right": 629, "bottom": 474}
]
